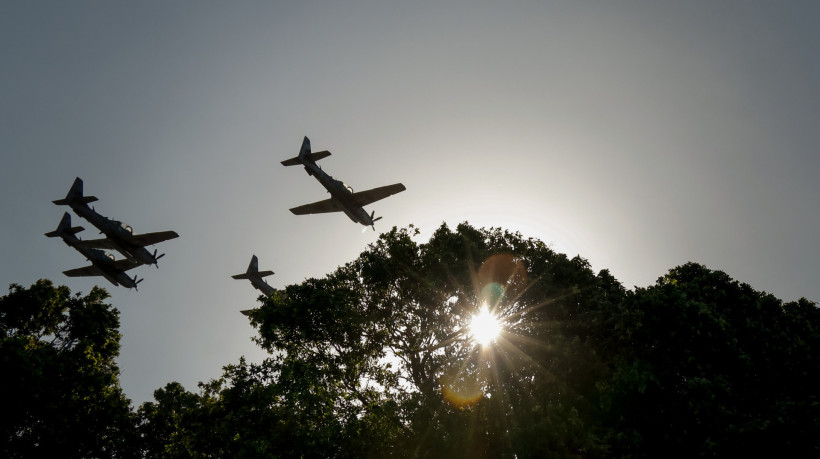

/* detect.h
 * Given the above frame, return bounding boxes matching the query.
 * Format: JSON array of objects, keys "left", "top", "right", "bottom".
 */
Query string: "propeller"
[
  {"left": 130, "top": 275, "right": 144, "bottom": 291},
  {"left": 370, "top": 211, "right": 382, "bottom": 231},
  {"left": 152, "top": 249, "right": 165, "bottom": 268}
]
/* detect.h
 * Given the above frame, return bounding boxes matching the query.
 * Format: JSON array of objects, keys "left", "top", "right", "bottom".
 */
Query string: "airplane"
[
  {"left": 45, "top": 212, "right": 143, "bottom": 290},
  {"left": 232, "top": 254, "right": 275, "bottom": 296},
  {"left": 53, "top": 177, "right": 179, "bottom": 267},
  {"left": 281, "top": 137, "right": 406, "bottom": 230}
]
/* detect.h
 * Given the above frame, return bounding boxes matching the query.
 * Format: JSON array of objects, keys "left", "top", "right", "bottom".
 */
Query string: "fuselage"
[
  {"left": 302, "top": 161, "right": 374, "bottom": 226},
  {"left": 83, "top": 249, "right": 139, "bottom": 288},
  {"left": 249, "top": 277, "right": 275, "bottom": 296},
  {"left": 55, "top": 231, "right": 137, "bottom": 288},
  {"left": 67, "top": 201, "right": 158, "bottom": 265}
]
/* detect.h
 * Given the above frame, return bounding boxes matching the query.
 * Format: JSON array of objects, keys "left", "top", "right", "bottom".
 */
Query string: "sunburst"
[{"left": 469, "top": 304, "right": 501, "bottom": 346}]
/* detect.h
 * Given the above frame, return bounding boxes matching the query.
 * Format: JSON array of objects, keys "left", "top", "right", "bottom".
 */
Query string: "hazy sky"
[{"left": 2, "top": 1, "right": 818, "bottom": 404}]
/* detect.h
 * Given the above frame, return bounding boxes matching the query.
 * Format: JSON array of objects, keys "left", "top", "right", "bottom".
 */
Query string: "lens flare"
[
  {"left": 480, "top": 282, "right": 505, "bottom": 307},
  {"left": 470, "top": 304, "right": 501, "bottom": 346},
  {"left": 440, "top": 374, "right": 483, "bottom": 408}
]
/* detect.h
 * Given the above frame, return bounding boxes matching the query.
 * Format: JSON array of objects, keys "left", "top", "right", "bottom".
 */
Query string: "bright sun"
[{"left": 470, "top": 304, "right": 501, "bottom": 346}]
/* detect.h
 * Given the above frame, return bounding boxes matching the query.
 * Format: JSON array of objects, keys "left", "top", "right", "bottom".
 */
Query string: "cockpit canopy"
[{"left": 106, "top": 217, "right": 134, "bottom": 235}]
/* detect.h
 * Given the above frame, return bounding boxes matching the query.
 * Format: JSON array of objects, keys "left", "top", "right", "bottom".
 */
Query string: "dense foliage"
[
  {"left": 603, "top": 264, "right": 820, "bottom": 456},
  {"left": 136, "top": 223, "right": 820, "bottom": 457},
  {"left": 3, "top": 223, "right": 818, "bottom": 457},
  {"left": 0, "top": 280, "right": 137, "bottom": 458}
]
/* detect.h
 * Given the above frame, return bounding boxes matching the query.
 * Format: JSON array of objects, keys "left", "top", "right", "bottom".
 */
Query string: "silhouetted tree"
[
  {"left": 0, "top": 280, "right": 138, "bottom": 458},
  {"left": 134, "top": 224, "right": 819, "bottom": 457},
  {"left": 601, "top": 263, "right": 820, "bottom": 456},
  {"left": 141, "top": 224, "right": 622, "bottom": 457}
]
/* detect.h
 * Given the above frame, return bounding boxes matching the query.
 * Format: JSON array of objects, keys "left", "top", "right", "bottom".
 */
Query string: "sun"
[{"left": 470, "top": 304, "right": 501, "bottom": 346}]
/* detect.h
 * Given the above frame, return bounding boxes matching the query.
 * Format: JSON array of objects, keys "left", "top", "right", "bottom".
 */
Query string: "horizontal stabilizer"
[
  {"left": 45, "top": 212, "right": 84, "bottom": 238},
  {"left": 233, "top": 270, "right": 274, "bottom": 280},
  {"left": 45, "top": 226, "right": 83, "bottom": 238},
  {"left": 281, "top": 150, "right": 331, "bottom": 166},
  {"left": 53, "top": 196, "right": 98, "bottom": 206},
  {"left": 54, "top": 177, "right": 97, "bottom": 206}
]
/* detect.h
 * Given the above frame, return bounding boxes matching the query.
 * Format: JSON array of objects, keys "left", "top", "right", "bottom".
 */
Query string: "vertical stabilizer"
[
  {"left": 53, "top": 177, "right": 98, "bottom": 205},
  {"left": 248, "top": 254, "right": 260, "bottom": 274},
  {"left": 281, "top": 136, "right": 331, "bottom": 166},
  {"left": 45, "top": 212, "right": 84, "bottom": 238},
  {"left": 299, "top": 136, "right": 311, "bottom": 159}
]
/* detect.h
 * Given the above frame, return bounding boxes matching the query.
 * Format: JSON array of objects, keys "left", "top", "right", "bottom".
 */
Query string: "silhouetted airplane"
[
  {"left": 46, "top": 212, "right": 143, "bottom": 290},
  {"left": 282, "top": 137, "right": 406, "bottom": 230},
  {"left": 54, "top": 177, "right": 178, "bottom": 267},
  {"left": 232, "top": 255, "right": 275, "bottom": 296}
]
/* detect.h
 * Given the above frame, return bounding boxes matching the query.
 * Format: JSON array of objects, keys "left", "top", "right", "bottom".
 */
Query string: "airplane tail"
[
  {"left": 53, "top": 177, "right": 98, "bottom": 206},
  {"left": 232, "top": 255, "right": 274, "bottom": 280},
  {"left": 45, "top": 212, "right": 84, "bottom": 238},
  {"left": 299, "top": 136, "right": 311, "bottom": 159},
  {"left": 281, "top": 136, "right": 332, "bottom": 166}
]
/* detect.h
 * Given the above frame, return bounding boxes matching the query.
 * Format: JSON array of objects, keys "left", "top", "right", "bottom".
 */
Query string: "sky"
[{"left": 2, "top": 1, "right": 818, "bottom": 405}]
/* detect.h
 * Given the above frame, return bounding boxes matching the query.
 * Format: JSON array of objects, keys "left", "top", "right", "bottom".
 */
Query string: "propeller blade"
[
  {"left": 369, "top": 210, "right": 382, "bottom": 231},
  {"left": 152, "top": 249, "right": 165, "bottom": 268},
  {"left": 131, "top": 275, "right": 143, "bottom": 291}
]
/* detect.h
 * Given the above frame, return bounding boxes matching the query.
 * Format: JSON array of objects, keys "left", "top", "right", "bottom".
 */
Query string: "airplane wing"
[
  {"left": 289, "top": 198, "right": 344, "bottom": 215},
  {"left": 112, "top": 259, "right": 142, "bottom": 271},
  {"left": 352, "top": 183, "right": 406, "bottom": 207},
  {"left": 63, "top": 265, "right": 102, "bottom": 277},
  {"left": 74, "top": 238, "right": 119, "bottom": 251},
  {"left": 128, "top": 231, "right": 179, "bottom": 247}
]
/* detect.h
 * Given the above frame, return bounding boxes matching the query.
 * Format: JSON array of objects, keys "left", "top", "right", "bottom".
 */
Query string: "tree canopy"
[
  {"left": 136, "top": 223, "right": 820, "bottom": 457},
  {"left": 0, "top": 280, "right": 137, "bottom": 458},
  {"left": 4, "top": 223, "right": 818, "bottom": 457}
]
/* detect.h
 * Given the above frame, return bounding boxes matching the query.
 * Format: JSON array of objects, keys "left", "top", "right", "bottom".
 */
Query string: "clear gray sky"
[{"left": 2, "top": 1, "right": 818, "bottom": 405}]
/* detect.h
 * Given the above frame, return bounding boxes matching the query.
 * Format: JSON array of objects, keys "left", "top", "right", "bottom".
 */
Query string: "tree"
[
  {"left": 602, "top": 263, "right": 820, "bottom": 456},
  {"left": 165, "top": 223, "right": 620, "bottom": 457},
  {"left": 0, "top": 280, "right": 138, "bottom": 458},
  {"left": 136, "top": 224, "right": 819, "bottom": 457}
]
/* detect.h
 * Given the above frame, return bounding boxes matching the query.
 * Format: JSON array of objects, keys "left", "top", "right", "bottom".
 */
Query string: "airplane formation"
[
  {"left": 47, "top": 136, "right": 406, "bottom": 306},
  {"left": 47, "top": 177, "right": 179, "bottom": 290}
]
